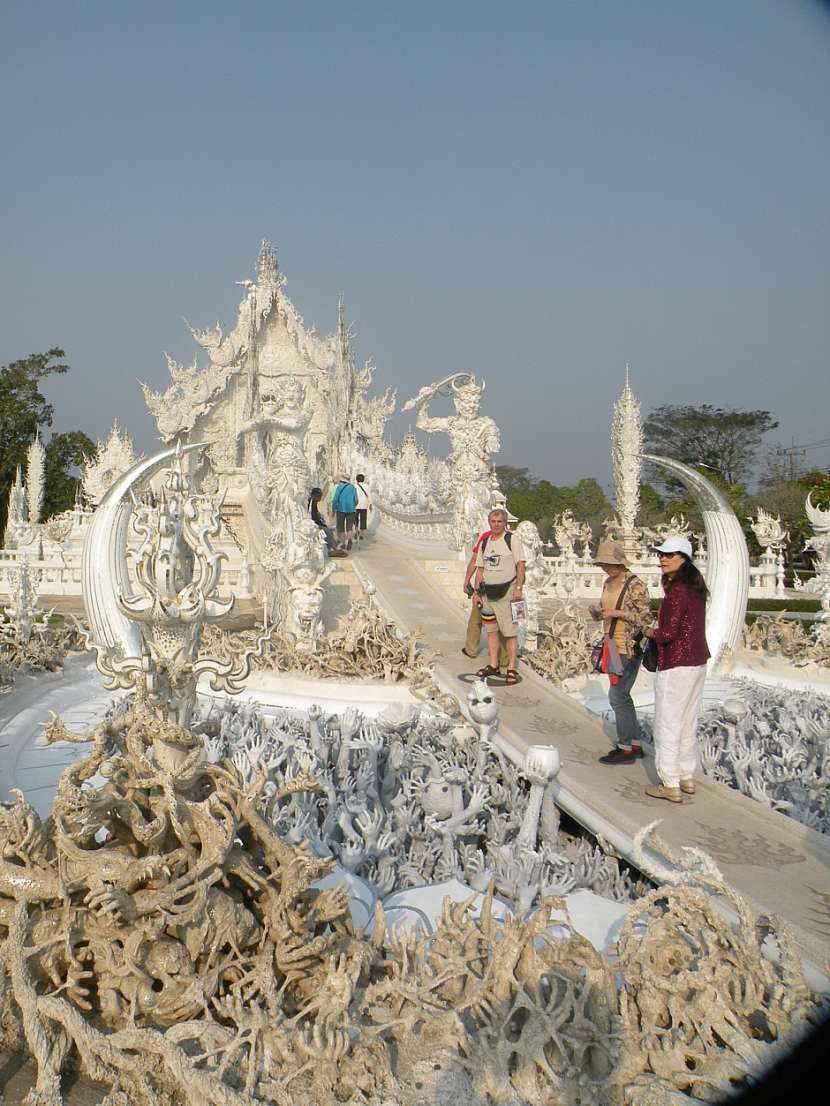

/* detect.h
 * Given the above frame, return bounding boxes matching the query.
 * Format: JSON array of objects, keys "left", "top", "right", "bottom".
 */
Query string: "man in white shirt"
[
  {"left": 473, "top": 508, "right": 525, "bottom": 684},
  {"left": 354, "top": 473, "right": 372, "bottom": 539}
]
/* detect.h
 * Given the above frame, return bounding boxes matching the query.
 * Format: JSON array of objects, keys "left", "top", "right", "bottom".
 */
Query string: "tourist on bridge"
[
  {"left": 473, "top": 508, "right": 525, "bottom": 685},
  {"left": 590, "top": 541, "right": 651, "bottom": 766},
  {"left": 331, "top": 474, "right": 358, "bottom": 550},
  {"left": 643, "top": 536, "right": 710, "bottom": 804},
  {"left": 462, "top": 528, "right": 509, "bottom": 668},
  {"left": 354, "top": 473, "right": 372, "bottom": 539},
  {"left": 308, "top": 488, "right": 347, "bottom": 558}
]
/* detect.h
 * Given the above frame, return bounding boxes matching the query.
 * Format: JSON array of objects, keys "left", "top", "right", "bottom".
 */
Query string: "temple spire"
[{"left": 257, "top": 239, "right": 279, "bottom": 287}]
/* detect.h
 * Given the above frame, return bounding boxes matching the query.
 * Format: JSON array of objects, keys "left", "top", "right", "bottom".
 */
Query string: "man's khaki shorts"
[{"left": 482, "top": 592, "right": 519, "bottom": 638}]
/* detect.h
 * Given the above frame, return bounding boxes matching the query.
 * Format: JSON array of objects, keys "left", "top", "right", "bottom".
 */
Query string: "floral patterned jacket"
[{"left": 600, "top": 572, "right": 651, "bottom": 658}]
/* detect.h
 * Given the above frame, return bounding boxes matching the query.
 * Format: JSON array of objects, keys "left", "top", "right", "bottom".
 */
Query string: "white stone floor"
[{"left": 0, "top": 655, "right": 112, "bottom": 818}]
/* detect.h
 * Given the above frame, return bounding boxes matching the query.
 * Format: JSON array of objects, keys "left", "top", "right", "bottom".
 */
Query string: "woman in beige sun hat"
[{"left": 589, "top": 540, "right": 651, "bottom": 766}]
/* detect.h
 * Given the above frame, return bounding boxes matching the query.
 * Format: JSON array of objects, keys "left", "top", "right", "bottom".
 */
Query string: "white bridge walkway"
[{"left": 356, "top": 531, "right": 830, "bottom": 978}]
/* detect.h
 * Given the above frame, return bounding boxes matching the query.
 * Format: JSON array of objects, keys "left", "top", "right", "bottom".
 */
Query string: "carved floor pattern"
[
  {"left": 561, "top": 742, "right": 602, "bottom": 767},
  {"left": 524, "top": 714, "right": 579, "bottom": 736},
  {"left": 690, "top": 823, "right": 806, "bottom": 868},
  {"left": 497, "top": 693, "right": 542, "bottom": 710},
  {"left": 611, "top": 777, "right": 659, "bottom": 807},
  {"left": 805, "top": 886, "right": 830, "bottom": 938}
]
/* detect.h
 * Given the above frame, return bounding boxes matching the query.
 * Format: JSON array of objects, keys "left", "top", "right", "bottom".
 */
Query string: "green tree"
[
  {"left": 506, "top": 475, "right": 611, "bottom": 541},
  {"left": 644, "top": 404, "right": 778, "bottom": 490},
  {"left": 0, "top": 349, "right": 92, "bottom": 531},
  {"left": 495, "top": 465, "right": 534, "bottom": 497},
  {"left": 43, "top": 430, "right": 96, "bottom": 520}
]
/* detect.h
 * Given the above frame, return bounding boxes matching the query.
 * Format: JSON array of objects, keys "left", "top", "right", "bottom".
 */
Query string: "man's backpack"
[
  {"left": 479, "top": 531, "right": 512, "bottom": 555},
  {"left": 478, "top": 530, "right": 515, "bottom": 601}
]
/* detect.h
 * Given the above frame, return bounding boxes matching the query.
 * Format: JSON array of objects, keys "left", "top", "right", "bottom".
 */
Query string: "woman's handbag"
[
  {"left": 641, "top": 637, "right": 658, "bottom": 673},
  {"left": 590, "top": 577, "right": 632, "bottom": 681},
  {"left": 591, "top": 636, "right": 624, "bottom": 681}
]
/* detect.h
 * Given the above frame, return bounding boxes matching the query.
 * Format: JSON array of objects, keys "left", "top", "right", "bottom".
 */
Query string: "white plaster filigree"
[
  {"left": 611, "top": 365, "right": 643, "bottom": 556},
  {"left": 403, "top": 372, "right": 500, "bottom": 550},
  {"left": 81, "top": 421, "right": 140, "bottom": 507}
]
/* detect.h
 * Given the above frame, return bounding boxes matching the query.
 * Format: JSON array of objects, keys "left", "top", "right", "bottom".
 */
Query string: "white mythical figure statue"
[
  {"left": 552, "top": 509, "right": 582, "bottom": 561},
  {"left": 356, "top": 386, "right": 397, "bottom": 457},
  {"left": 239, "top": 374, "right": 335, "bottom": 651},
  {"left": 239, "top": 374, "right": 312, "bottom": 527},
  {"left": 403, "top": 373, "right": 500, "bottom": 549},
  {"left": 81, "top": 421, "right": 139, "bottom": 507}
]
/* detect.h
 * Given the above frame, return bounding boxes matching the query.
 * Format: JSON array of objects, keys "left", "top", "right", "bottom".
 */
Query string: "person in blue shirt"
[{"left": 331, "top": 474, "right": 358, "bottom": 550}]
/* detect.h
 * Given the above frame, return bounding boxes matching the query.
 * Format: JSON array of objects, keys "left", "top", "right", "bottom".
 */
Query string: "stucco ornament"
[
  {"left": 403, "top": 372, "right": 500, "bottom": 549},
  {"left": 525, "top": 600, "right": 596, "bottom": 685},
  {"left": 516, "top": 519, "right": 554, "bottom": 651},
  {"left": 81, "top": 420, "right": 140, "bottom": 507},
  {"left": 356, "top": 384, "right": 397, "bottom": 455},
  {"left": 744, "top": 610, "right": 830, "bottom": 668},
  {"left": 82, "top": 444, "right": 267, "bottom": 727},
  {"left": 552, "top": 508, "right": 583, "bottom": 561},
  {"left": 2, "top": 438, "right": 45, "bottom": 550},
  {"left": 804, "top": 494, "right": 830, "bottom": 638},
  {"left": 611, "top": 366, "right": 643, "bottom": 557},
  {"left": 0, "top": 558, "right": 81, "bottom": 680},
  {"left": 2, "top": 555, "right": 45, "bottom": 646},
  {"left": 241, "top": 373, "right": 313, "bottom": 526},
  {"left": 750, "top": 506, "right": 789, "bottom": 554},
  {"left": 204, "top": 581, "right": 436, "bottom": 682},
  {"left": 1, "top": 668, "right": 826, "bottom": 1101}
]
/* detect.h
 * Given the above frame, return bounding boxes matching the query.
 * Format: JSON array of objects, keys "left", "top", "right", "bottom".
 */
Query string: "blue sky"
[{"left": 1, "top": 0, "right": 828, "bottom": 488}]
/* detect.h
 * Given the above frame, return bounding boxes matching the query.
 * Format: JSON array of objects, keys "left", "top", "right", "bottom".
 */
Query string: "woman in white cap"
[
  {"left": 643, "top": 536, "right": 710, "bottom": 803},
  {"left": 589, "top": 541, "right": 651, "bottom": 765}
]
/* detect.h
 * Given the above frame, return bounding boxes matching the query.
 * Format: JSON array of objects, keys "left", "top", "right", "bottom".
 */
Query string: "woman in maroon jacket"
[{"left": 643, "top": 536, "right": 710, "bottom": 804}]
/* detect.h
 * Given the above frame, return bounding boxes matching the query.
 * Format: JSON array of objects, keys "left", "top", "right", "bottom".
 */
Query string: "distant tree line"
[
  {"left": 499, "top": 404, "right": 829, "bottom": 565},
  {"left": 0, "top": 350, "right": 94, "bottom": 533}
]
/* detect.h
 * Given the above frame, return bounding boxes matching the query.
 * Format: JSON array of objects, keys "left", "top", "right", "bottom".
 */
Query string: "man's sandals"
[
  {"left": 476, "top": 665, "right": 501, "bottom": 679},
  {"left": 476, "top": 665, "right": 521, "bottom": 685}
]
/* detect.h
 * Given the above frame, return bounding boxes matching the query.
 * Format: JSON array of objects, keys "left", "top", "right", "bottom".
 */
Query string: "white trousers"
[{"left": 653, "top": 664, "right": 707, "bottom": 788}]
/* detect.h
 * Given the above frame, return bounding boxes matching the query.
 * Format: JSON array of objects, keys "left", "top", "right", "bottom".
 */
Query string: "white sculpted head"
[
  {"left": 279, "top": 374, "right": 305, "bottom": 409},
  {"left": 466, "top": 679, "right": 498, "bottom": 728},
  {"left": 453, "top": 379, "right": 482, "bottom": 419}
]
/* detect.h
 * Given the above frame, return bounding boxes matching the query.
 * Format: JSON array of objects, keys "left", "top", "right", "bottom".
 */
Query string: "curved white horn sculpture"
[
  {"left": 82, "top": 443, "right": 206, "bottom": 666},
  {"left": 643, "top": 453, "right": 749, "bottom": 669}
]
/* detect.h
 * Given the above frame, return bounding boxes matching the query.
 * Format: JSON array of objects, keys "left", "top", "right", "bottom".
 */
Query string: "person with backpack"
[
  {"left": 331, "top": 474, "right": 358, "bottom": 550},
  {"left": 472, "top": 507, "right": 526, "bottom": 684},
  {"left": 462, "top": 528, "right": 509, "bottom": 667},
  {"left": 354, "top": 473, "right": 372, "bottom": 539}
]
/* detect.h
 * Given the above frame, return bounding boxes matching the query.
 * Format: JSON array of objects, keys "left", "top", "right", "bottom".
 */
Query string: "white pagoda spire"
[{"left": 611, "top": 364, "right": 643, "bottom": 549}]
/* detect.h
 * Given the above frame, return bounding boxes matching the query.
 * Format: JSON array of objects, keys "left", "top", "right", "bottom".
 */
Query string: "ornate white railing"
[{"left": 373, "top": 500, "right": 453, "bottom": 543}]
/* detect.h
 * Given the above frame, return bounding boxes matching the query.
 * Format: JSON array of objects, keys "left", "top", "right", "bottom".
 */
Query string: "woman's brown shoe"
[
  {"left": 645, "top": 784, "right": 683, "bottom": 804},
  {"left": 680, "top": 779, "right": 696, "bottom": 794}
]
